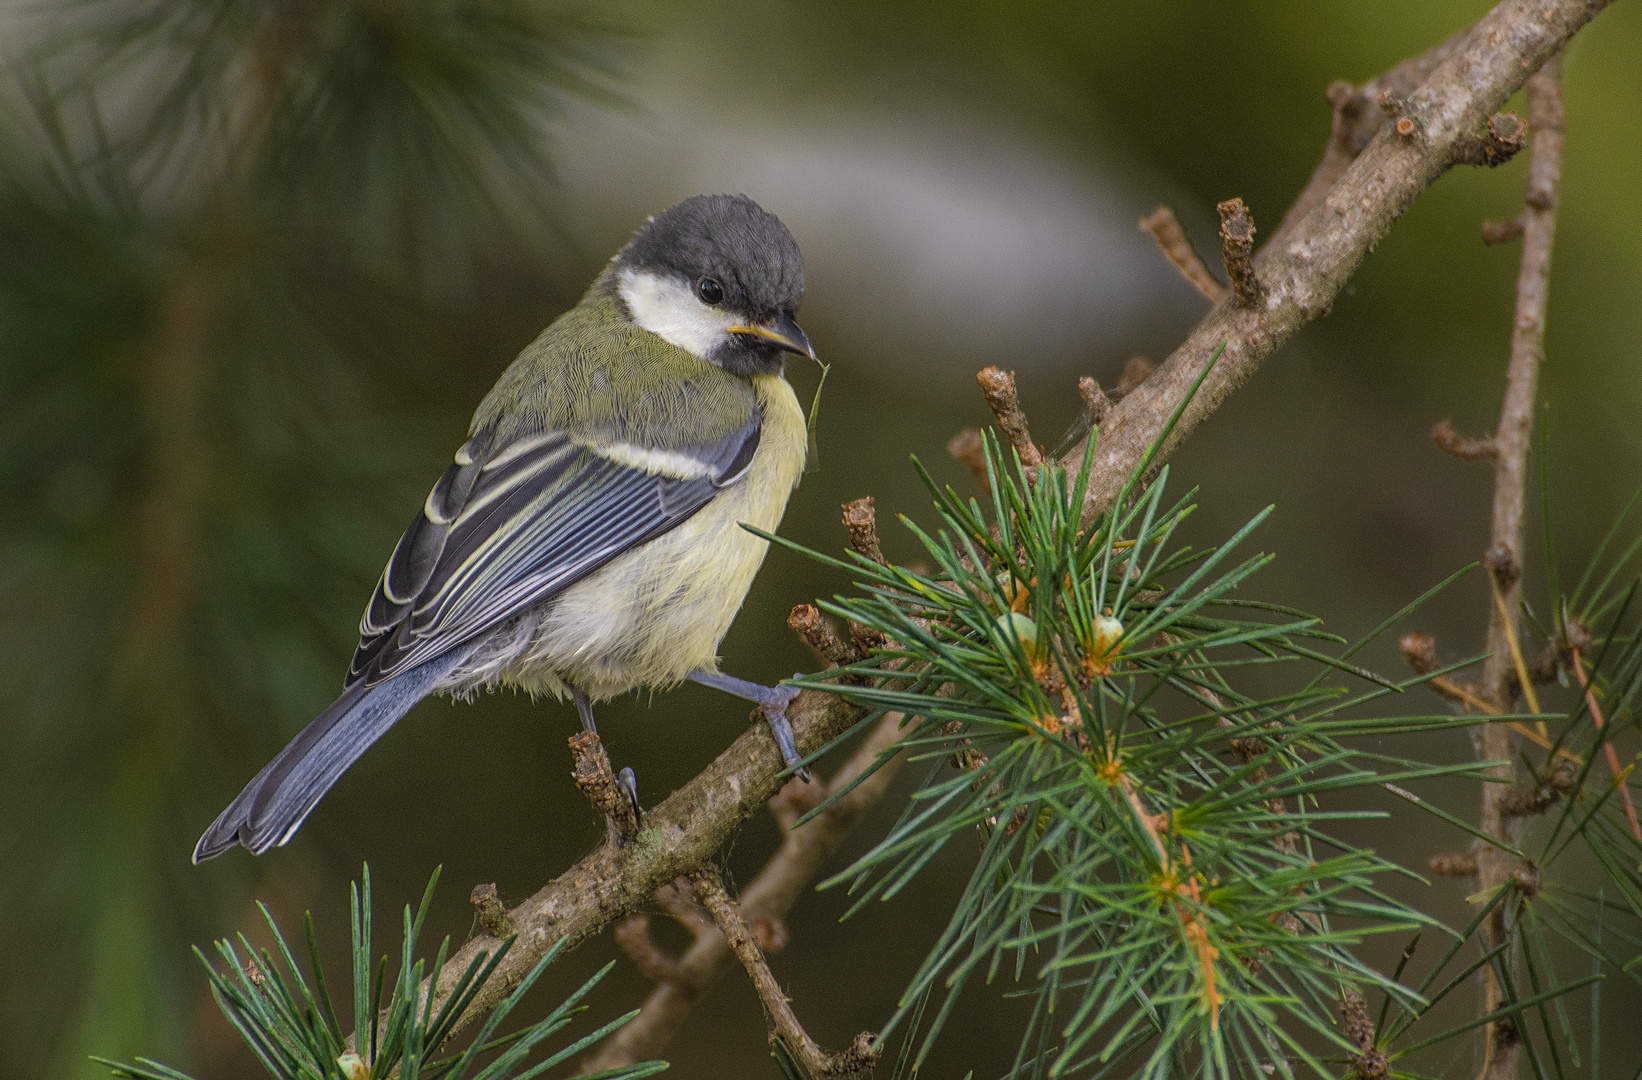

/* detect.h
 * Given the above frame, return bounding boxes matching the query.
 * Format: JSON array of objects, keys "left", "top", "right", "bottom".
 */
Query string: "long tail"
[{"left": 193, "top": 652, "right": 461, "bottom": 862}]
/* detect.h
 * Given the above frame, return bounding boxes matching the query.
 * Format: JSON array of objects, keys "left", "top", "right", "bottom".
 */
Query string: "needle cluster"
[
  {"left": 772, "top": 401, "right": 1507, "bottom": 1078},
  {"left": 94, "top": 868, "right": 665, "bottom": 1080}
]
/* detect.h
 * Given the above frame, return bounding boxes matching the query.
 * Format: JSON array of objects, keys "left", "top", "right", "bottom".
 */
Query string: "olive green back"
[{"left": 474, "top": 268, "right": 760, "bottom": 450}]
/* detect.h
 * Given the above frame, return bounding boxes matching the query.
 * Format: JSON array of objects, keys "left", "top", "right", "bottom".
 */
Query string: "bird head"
[{"left": 614, "top": 194, "right": 814, "bottom": 376}]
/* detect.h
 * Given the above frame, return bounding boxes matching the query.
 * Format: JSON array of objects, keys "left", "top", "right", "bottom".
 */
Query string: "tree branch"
[
  {"left": 690, "top": 865, "right": 878, "bottom": 1080},
  {"left": 1430, "top": 419, "right": 1498, "bottom": 461},
  {"left": 581, "top": 709, "right": 907, "bottom": 1070},
  {"left": 1268, "top": 25, "right": 1471, "bottom": 250},
  {"left": 1058, "top": 0, "right": 1610, "bottom": 527},
  {"left": 1475, "top": 52, "right": 1565, "bottom": 1080},
  {"left": 353, "top": 686, "right": 868, "bottom": 1059},
  {"left": 976, "top": 367, "right": 1043, "bottom": 469},
  {"left": 1216, "top": 198, "right": 1264, "bottom": 307},
  {"left": 344, "top": 0, "right": 1613, "bottom": 1058},
  {"left": 1138, "top": 205, "right": 1227, "bottom": 303}
]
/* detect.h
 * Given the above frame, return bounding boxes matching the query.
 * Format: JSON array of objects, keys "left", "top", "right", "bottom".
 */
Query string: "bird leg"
[
  {"left": 688, "top": 670, "right": 811, "bottom": 782},
  {"left": 567, "top": 682, "right": 642, "bottom": 841}
]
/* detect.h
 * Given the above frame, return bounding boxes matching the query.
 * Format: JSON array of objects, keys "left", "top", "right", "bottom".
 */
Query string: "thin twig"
[
  {"left": 1216, "top": 198, "right": 1264, "bottom": 307},
  {"left": 582, "top": 710, "right": 908, "bottom": 1070},
  {"left": 1431, "top": 419, "right": 1498, "bottom": 461},
  {"left": 788, "top": 603, "right": 863, "bottom": 667},
  {"left": 691, "top": 864, "right": 878, "bottom": 1080},
  {"left": 841, "top": 496, "right": 887, "bottom": 566},
  {"left": 653, "top": 877, "right": 714, "bottom": 937},
  {"left": 1138, "top": 205, "right": 1227, "bottom": 303},
  {"left": 568, "top": 730, "right": 639, "bottom": 843},
  {"left": 1474, "top": 53, "right": 1564, "bottom": 1080},
  {"left": 342, "top": 2, "right": 1612, "bottom": 1055},
  {"left": 1077, "top": 377, "right": 1111, "bottom": 426},
  {"left": 1340, "top": 987, "right": 1389, "bottom": 1080},
  {"left": 1570, "top": 648, "right": 1642, "bottom": 842},
  {"left": 976, "top": 367, "right": 1043, "bottom": 468},
  {"left": 1482, "top": 217, "right": 1526, "bottom": 245},
  {"left": 1430, "top": 852, "right": 1480, "bottom": 877},
  {"left": 1398, "top": 632, "right": 1577, "bottom": 761},
  {"left": 612, "top": 915, "right": 683, "bottom": 984},
  {"left": 1058, "top": 1, "right": 1607, "bottom": 528}
]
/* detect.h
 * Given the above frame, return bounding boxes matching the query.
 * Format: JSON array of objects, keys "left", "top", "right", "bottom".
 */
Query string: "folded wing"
[{"left": 348, "top": 415, "right": 762, "bottom": 688}]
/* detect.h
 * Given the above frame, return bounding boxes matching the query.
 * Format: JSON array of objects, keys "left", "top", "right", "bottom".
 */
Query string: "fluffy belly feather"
[{"left": 444, "top": 372, "right": 807, "bottom": 701}]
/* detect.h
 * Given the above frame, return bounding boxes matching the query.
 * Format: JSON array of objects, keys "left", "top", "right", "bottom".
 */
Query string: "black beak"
[{"left": 726, "top": 312, "right": 816, "bottom": 359}]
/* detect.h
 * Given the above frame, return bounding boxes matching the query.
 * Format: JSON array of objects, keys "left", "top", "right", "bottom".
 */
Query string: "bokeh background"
[{"left": 2, "top": 0, "right": 1640, "bottom": 1077}]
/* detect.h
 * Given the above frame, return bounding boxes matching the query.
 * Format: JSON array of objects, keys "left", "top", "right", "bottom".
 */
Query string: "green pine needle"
[{"left": 95, "top": 867, "right": 667, "bottom": 1080}]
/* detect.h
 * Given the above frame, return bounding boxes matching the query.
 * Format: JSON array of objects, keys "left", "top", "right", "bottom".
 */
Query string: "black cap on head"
[{"left": 619, "top": 194, "right": 805, "bottom": 318}]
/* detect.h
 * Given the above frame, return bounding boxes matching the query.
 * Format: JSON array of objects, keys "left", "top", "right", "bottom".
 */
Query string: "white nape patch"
[
  {"left": 585, "top": 440, "right": 715, "bottom": 480},
  {"left": 617, "top": 267, "right": 739, "bottom": 361}
]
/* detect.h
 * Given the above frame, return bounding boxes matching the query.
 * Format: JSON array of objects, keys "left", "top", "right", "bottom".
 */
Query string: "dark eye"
[{"left": 696, "top": 277, "right": 724, "bottom": 305}]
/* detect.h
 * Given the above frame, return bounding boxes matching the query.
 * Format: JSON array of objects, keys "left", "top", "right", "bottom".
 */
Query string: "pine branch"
[
  {"left": 1057, "top": 0, "right": 1608, "bottom": 523},
  {"left": 1138, "top": 205, "right": 1226, "bottom": 303},
  {"left": 579, "top": 709, "right": 907, "bottom": 1070},
  {"left": 343, "top": 0, "right": 1614, "bottom": 1057},
  {"left": 691, "top": 865, "right": 877, "bottom": 1080},
  {"left": 346, "top": 685, "right": 869, "bottom": 1061},
  {"left": 1474, "top": 53, "right": 1566, "bottom": 1080}
]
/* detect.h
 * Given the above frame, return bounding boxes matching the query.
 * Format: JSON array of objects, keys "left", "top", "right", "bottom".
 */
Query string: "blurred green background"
[{"left": 2, "top": 0, "right": 1640, "bottom": 1077}]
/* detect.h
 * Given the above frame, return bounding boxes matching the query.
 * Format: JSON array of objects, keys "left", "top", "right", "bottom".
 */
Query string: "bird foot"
[
  {"left": 687, "top": 669, "right": 812, "bottom": 782},
  {"left": 569, "top": 729, "right": 641, "bottom": 843},
  {"left": 617, "top": 766, "right": 642, "bottom": 825},
  {"left": 764, "top": 675, "right": 810, "bottom": 783}
]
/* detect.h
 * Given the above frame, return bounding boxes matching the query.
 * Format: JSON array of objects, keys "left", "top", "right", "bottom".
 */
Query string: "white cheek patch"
[{"left": 618, "top": 268, "right": 739, "bottom": 361}]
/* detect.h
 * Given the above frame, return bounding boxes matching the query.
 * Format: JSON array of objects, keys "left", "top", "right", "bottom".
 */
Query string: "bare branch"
[
  {"left": 1269, "top": 25, "right": 1472, "bottom": 250},
  {"left": 350, "top": 686, "right": 869, "bottom": 1058},
  {"left": 653, "top": 878, "right": 714, "bottom": 938},
  {"left": 788, "top": 603, "right": 862, "bottom": 667},
  {"left": 1058, "top": 0, "right": 1609, "bottom": 529},
  {"left": 568, "top": 730, "right": 639, "bottom": 843},
  {"left": 582, "top": 710, "right": 908, "bottom": 1070},
  {"left": 976, "top": 367, "right": 1043, "bottom": 468},
  {"left": 1077, "top": 377, "right": 1111, "bottom": 426},
  {"left": 691, "top": 864, "right": 878, "bottom": 1079},
  {"left": 613, "top": 915, "right": 683, "bottom": 984},
  {"left": 1217, "top": 198, "right": 1265, "bottom": 307},
  {"left": 1430, "top": 419, "right": 1497, "bottom": 461},
  {"left": 1429, "top": 853, "right": 1479, "bottom": 877},
  {"left": 1474, "top": 52, "right": 1565, "bottom": 1080},
  {"left": 1482, "top": 216, "right": 1526, "bottom": 245},
  {"left": 841, "top": 496, "right": 886, "bottom": 566},
  {"left": 1340, "top": 988, "right": 1388, "bottom": 1080},
  {"left": 1138, "top": 205, "right": 1227, "bottom": 303},
  {"left": 344, "top": 1, "right": 1613, "bottom": 1059}
]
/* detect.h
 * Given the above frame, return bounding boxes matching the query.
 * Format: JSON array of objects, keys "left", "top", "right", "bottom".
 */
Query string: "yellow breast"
[{"left": 503, "top": 372, "right": 807, "bottom": 700}]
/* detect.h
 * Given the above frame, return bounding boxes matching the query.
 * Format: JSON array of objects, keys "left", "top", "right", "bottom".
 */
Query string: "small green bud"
[
  {"left": 996, "top": 611, "right": 1038, "bottom": 657},
  {"left": 1086, "top": 613, "right": 1124, "bottom": 675},
  {"left": 338, "top": 1053, "right": 369, "bottom": 1080}
]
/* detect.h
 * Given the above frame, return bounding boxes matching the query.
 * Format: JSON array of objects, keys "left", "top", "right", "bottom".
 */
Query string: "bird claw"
[
  {"left": 617, "top": 766, "right": 643, "bottom": 826},
  {"left": 764, "top": 675, "right": 811, "bottom": 783}
]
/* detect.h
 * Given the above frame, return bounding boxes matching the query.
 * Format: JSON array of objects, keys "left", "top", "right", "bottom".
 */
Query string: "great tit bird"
[{"left": 195, "top": 194, "right": 815, "bottom": 862}]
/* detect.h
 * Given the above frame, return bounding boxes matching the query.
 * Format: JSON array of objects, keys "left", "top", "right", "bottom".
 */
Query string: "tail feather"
[{"left": 193, "top": 653, "right": 460, "bottom": 862}]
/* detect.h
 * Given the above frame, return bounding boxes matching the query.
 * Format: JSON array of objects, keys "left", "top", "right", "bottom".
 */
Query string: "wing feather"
[{"left": 347, "top": 415, "right": 761, "bottom": 689}]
